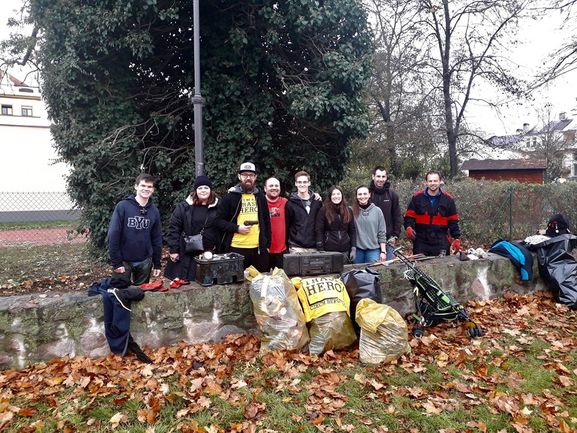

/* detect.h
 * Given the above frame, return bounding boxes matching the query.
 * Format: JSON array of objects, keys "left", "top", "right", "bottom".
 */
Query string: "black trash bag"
[
  {"left": 341, "top": 268, "right": 382, "bottom": 334},
  {"left": 533, "top": 234, "right": 577, "bottom": 309},
  {"left": 545, "top": 214, "right": 571, "bottom": 237}
]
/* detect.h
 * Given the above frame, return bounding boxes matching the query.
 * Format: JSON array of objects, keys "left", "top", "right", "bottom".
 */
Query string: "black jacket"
[
  {"left": 215, "top": 185, "right": 271, "bottom": 252},
  {"left": 369, "top": 180, "right": 401, "bottom": 239},
  {"left": 164, "top": 197, "right": 220, "bottom": 280},
  {"left": 404, "top": 189, "right": 460, "bottom": 252},
  {"left": 286, "top": 192, "right": 323, "bottom": 248},
  {"left": 315, "top": 206, "right": 356, "bottom": 252}
]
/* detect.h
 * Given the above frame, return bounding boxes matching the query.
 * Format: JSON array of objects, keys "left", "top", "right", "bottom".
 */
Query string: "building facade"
[{"left": 0, "top": 71, "right": 72, "bottom": 214}]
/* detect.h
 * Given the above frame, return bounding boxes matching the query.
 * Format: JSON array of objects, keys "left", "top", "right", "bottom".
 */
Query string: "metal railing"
[{"left": 0, "top": 192, "right": 85, "bottom": 247}]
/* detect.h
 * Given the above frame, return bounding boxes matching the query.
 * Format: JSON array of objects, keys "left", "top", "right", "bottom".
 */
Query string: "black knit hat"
[{"left": 193, "top": 175, "right": 213, "bottom": 190}]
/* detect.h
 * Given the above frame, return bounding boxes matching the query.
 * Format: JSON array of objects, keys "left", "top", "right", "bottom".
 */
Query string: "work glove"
[
  {"left": 316, "top": 242, "right": 325, "bottom": 252},
  {"left": 451, "top": 239, "right": 461, "bottom": 254},
  {"left": 349, "top": 247, "right": 356, "bottom": 262},
  {"left": 406, "top": 226, "right": 416, "bottom": 240}
]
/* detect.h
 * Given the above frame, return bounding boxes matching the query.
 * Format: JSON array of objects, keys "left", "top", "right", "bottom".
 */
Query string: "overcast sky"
[{"left": 1, "top": 0, "right": 576, "bottom": 136}]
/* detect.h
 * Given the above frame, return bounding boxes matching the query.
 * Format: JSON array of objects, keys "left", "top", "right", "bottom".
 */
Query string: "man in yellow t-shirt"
[{"left": 215, "top": 162, "right": 271, "bottom": 272}]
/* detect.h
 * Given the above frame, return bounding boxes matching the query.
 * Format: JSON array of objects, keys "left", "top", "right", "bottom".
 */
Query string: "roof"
[
  {"left": 0, "top": 70, "right": 28, "bottom": 87},
  {"left": 461, "top": 159, "right": 547, "bottom": 171},
  {"left": 487, "top": 135, "right": 523, "bottom": 147},
  {"left": 539, "top": 118, "right": 574, "bottom": 133}
]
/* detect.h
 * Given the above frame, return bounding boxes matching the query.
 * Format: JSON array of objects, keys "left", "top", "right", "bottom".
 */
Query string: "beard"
[{"left": 241, "top": 179, "right": 255, "bottom": 192}]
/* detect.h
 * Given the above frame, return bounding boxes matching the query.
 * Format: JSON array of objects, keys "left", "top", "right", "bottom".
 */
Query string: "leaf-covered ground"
[
  {"left": 1, "top": 291, "right": 576, "bottom": 433},
  {"left": 0, "top": 243, "right": 109, "bottom": 296}
]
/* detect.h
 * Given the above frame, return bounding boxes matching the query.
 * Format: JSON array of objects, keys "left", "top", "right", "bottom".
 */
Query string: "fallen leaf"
[{"left": 109, "top": 412, "right": 127, "bottom": 429}]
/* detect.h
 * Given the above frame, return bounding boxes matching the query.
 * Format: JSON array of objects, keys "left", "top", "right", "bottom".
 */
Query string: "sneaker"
[
  {"left": 170, "top": 278, "right": 190, "bottom": 289},
  {"left": 140, "top": 280, "right": 164, "bottom": 291}
]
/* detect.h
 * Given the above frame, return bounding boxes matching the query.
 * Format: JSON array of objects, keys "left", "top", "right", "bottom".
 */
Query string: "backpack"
[{"left": 546, "top": 214, "right": 571, "bottom": 237}]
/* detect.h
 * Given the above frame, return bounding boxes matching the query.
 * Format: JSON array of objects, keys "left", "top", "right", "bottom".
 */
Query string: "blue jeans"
[
  {"left": 386, "top": 243, "right": 395, "bottom": 261},
  {"left": 354, "top": 248, "right": 380, "bottom": 264}
]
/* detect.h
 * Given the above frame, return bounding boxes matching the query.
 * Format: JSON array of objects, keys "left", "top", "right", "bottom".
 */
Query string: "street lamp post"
[{"left": 192, "top": 0, "right": 204, "bottom": 176}]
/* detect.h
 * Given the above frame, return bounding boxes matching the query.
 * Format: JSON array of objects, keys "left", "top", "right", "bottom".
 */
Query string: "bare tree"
[
  {"left": 420, "top": 0, "right": 529, "bottom": 177},
  {"left": 538, "top": 0, "right": 577, "bottom": 83},
  {"left": 361, "top": 0, "right": 443, "bottom": 178}
]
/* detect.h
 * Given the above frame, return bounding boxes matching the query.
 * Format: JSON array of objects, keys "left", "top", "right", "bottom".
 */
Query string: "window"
[
  {"left": 1, "top": 105, "right": 13, "bottom": 115},
  {"left": 18, "top": 88, "right": 34, "bottom": 93},
  {"left": 21, "top": 106, "right": 33, "bottom": 117}
]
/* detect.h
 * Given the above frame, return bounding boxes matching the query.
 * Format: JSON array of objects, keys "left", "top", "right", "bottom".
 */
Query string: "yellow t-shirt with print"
[{"left": 231, "top": 194, "right": 260, "bottom": 248}]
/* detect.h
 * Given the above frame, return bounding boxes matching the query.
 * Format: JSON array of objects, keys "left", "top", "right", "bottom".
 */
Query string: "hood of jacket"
[
  {"left": 185, "top": 195, "right": 219, "bottom": 208},
  {"left": 369, "top": 180, "right": 391, "bottom": 194},
  {"left": 123, "top": 195, "right": 153, "bottom": 210},
  {"left": 289, "top": 191, "right": 314, "bottom": 202},
  {"left": 229, "top": 184, "right": 261, "bottom": 194}
]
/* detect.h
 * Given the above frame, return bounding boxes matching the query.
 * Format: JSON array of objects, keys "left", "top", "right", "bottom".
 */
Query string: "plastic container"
[{"left": 194, "top": 252, "right": 245, "bottom": 286}]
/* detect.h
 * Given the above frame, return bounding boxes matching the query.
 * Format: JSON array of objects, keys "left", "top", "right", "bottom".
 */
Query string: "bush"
[{"left": 333, "top": 177, "right": 577, "bottom": 247}]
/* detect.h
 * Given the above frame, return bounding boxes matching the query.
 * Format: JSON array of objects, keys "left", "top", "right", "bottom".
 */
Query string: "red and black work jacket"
[{"left": 403, "top": 189, "right": 460, "bottom": 246}]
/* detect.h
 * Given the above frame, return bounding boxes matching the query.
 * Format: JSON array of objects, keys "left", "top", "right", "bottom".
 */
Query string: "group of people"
[{"left": 107, "top": 164, "right": 461, "bottom": 285}]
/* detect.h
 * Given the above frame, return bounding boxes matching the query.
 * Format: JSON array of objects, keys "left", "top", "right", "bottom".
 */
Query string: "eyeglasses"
[{"left": 240, "top": 173, "right": 256, "bottom": 178}]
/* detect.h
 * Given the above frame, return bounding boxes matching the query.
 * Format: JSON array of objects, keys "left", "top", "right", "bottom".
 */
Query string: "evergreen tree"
[{"left": 2, "top": 0, "right": 372, "bottom": 251}]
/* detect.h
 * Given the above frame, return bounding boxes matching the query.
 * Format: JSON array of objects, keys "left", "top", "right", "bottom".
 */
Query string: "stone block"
[{"left": 0, "top": 253, "right": 548, "bottom": 369}]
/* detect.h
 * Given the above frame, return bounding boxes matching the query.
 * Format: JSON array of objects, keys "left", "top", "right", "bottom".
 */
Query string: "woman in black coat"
[
  {"left": 315, "top": 185, "right": 357, "bottom": 262},
  {"left": 165, "top": 175, "right": 220, "bottom": 282}
]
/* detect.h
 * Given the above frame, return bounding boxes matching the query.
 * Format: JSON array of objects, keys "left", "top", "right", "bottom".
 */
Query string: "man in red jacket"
[
  {"left": 264, "top": 177, "right": 288, "bottom": 269},
  {"left": 404, "top": 171, "right": 461, "bottom": 256}
]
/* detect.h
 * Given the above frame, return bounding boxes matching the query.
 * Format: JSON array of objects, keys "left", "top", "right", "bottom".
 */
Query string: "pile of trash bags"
[{"left": 248, "top": 267, "right": 410, "bottom": 364}]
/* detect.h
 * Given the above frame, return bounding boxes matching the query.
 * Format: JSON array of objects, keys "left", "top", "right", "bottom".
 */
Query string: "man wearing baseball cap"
[{"left": 215, "top": 162, "right": 271, "bottom": 271}]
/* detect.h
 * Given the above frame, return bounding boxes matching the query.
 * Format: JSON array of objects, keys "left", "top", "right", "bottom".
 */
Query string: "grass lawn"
[
  {"left": 0, "top": 292, "right": 576, "bottom": 433},
  {"left": 0, "top": 220, "right": 77, "bottom": 230},
  {"left": 0, "top": 243, "right": 107, "bottom": 294}
]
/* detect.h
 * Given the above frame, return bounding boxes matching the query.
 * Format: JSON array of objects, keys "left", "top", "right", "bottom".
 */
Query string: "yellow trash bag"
[
  {"left": 307, "top": 311, "right": 357, "bottom": 355},
  {"left": 249, "top": 268, "right": 309, "bottom": 353},
  {"left": 292, "top": 276, "right": 350, "bottom": 322},
  {"left": 293, "top": 276, "right": 357, "bottom": 355},
  {"left": 356, "top": 298, "right": 410, "bottom": 364}
]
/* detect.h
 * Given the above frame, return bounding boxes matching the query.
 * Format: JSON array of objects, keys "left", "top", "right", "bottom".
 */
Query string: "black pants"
[
  {"left": 230, "top": 247, "right": 269, "bottom": 273},
  {"left": 413, "top": 240, "right": 449, "bottom": 257},
  {"left": 111, "top": 257, "right": 153, "bottom": 285},
  {"left": 268, "top": 252, "right": 285, "bottom": 270}
]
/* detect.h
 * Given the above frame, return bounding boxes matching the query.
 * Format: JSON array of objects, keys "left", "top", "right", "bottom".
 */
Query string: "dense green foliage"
[{"left": 9, "top": 0, "right": 372, "bottom": 250}]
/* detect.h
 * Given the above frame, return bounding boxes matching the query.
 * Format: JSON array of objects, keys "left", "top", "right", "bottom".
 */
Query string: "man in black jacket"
[
  {"left": 369, "top": 166, "right": 401, "bottom": 260},
  {"left": 215, "top": 162, "right": 271, "bottom": 272},
  {"left": 286, "top": 170, "right": 323, "bottom": 253}
]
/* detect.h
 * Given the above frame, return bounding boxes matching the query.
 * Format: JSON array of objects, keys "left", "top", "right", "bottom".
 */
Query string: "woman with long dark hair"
[
  {"left": 315, "top": 185, "right": 357, "bottom": 262},
  {"left": 165, "top": 175, "right": 220, "bottom": 284},
  {"left": 352, "top": 185, "right": 387, "bottom": 264}
]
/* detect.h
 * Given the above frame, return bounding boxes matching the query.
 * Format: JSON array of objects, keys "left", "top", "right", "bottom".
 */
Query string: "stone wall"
[{"left": 0, "top": 253, "right": 545, "bottom": 370}]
